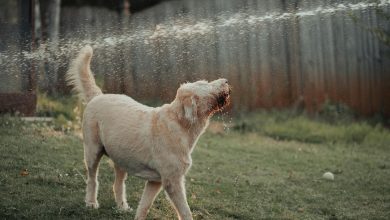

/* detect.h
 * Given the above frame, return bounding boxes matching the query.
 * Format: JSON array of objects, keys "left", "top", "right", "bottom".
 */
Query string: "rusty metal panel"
[{"left": 0, "top": 93, "right": 37, "bottom": 116}]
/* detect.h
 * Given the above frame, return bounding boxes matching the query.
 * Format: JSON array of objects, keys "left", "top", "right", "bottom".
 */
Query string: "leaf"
[{"left": 20, "top": 169, "right": 29, "bottom": 176}]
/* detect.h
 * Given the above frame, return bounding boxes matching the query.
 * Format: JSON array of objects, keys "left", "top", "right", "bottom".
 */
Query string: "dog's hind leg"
[
  {"left": 113, "top": 164, "right": 130, "bottom": 211},
  {"left": 135, "top": 181, "right": 162, "bottom": 220},
  {"left": 84, "top": 141, "right": 104, "bottom": 209}
]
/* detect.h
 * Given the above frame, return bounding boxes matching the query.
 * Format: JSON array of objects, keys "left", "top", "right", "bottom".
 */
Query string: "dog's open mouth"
[{"left": 216, "top": 87, "right": 232, "bottom": 110}]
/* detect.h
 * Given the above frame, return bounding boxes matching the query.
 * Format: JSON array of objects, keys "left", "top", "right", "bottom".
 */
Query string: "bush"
[
  {"left": 318, "top": 100, "right": 355, "bottom": 124},
  {"left": 36, "top": 93, "right": 82, "bottom": 131}
]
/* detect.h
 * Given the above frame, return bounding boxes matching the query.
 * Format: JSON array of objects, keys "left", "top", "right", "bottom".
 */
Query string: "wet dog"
[{"left": 66, "top": 46, "right": 231, "bottom": 220}]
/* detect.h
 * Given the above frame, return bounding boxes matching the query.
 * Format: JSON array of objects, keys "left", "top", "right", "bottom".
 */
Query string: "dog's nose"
[{"left": 224, "top": 79, "right": 228, "bottom": 84}]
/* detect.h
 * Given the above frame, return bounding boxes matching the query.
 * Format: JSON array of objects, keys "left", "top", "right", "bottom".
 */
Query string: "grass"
[
  {"left": 0, "top": 111, "right": 390, "bottom": 219},
  {"left": 233, "top": 110, "right": 390, "bottom": 147}
]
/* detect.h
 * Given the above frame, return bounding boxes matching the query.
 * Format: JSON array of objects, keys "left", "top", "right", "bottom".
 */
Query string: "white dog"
[{"left": 66, "top": 46, "right": 231, "bottom": 220}]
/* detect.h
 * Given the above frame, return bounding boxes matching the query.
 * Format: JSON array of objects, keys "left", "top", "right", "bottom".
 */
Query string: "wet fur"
[{"left": 67, "top": 46, "right": 231, "bottom": 220}]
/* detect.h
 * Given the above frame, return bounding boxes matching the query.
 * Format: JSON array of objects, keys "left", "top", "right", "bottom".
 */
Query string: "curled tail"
[{"left": 66, "top": 46, "right": 102, "bottom": 103}]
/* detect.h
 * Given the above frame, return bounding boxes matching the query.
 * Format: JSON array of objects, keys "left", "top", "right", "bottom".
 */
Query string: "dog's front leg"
[
  {"left": 163, "top": 176, "right": 193, "bottom": 220},
  {"left": 135, "top": 181, "right": 162, "bottom": 220}
]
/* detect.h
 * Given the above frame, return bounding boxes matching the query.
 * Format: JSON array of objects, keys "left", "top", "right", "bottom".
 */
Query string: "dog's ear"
[{"left": 182, "top": 95, "right": 198, "bottom": 124}]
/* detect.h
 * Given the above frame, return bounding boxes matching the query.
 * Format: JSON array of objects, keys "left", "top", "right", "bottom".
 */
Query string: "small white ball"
[{"left": 322, "top": 172, "right": 334, "bottom": 180}]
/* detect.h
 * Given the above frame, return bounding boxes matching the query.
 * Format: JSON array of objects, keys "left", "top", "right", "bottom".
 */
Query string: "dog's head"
[{"left": 174, "top": 79, "right": 231, "bottom": 124}]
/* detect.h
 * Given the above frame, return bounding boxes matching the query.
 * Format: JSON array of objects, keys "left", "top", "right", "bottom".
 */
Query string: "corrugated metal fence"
[{"left": 2, "top": 0, "right": 390, "bottom": 116}]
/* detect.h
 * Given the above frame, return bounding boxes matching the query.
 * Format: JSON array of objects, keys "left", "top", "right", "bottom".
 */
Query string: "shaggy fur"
[{"left": 66, "top": 46, "right": 231, "bottom": 220}]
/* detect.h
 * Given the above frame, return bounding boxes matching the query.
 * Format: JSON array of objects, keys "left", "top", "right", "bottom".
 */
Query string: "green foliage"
[
  {"left": 317, "top": 100, "right": 355, "bottom": 124},
  {"left": 234, "top": 108, "right": 389, "bottom": 146},
  {"left": 36, "top": 93, "right": 82, "bottom": 131},
  {"left": 36, "top": 93, "right": 78, "bottom": 120}
]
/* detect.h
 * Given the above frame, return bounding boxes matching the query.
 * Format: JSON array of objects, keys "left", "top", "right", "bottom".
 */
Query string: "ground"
[{"left": 0, "top": 112, "right": 389, "bottom": 219}]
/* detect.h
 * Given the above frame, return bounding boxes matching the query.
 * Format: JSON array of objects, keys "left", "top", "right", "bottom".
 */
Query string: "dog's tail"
[{"left": 66, "top": 45, "right": 102, "bottom": 103}]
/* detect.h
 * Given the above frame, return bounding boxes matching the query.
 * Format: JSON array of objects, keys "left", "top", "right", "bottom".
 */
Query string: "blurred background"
[
  {"left": 0, "top": 0, "right": 389, "bottom": 120},
  {"left": 1, "top": 1, "right": 390, "bottom": 219}
]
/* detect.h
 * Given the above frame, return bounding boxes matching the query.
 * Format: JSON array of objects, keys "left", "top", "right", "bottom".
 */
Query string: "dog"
[{"left": 66, "top": 46, "right": 231, "bottom": 220}]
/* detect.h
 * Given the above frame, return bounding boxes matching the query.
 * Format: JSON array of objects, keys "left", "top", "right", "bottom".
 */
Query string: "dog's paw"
[
  {"left": 118, "top": 202, "right": 132, "bottom": 212},
  {"left": 86, "top": 201, "right": 99, "bottom": 209}
]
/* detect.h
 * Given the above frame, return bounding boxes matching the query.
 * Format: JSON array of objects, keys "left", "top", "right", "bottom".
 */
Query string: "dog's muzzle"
[{"left": 216, "top": 86, "right": 232, "bottom": 110}]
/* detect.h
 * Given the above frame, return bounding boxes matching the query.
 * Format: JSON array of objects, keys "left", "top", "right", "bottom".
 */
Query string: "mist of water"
[{"left": 1, "top": 0, "right": 388, "bottom": 68}]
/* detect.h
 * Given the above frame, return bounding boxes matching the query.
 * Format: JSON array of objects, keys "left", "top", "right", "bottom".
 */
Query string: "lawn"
[{"left": 0, "top": 113, "right": 389, "bottom": 219}]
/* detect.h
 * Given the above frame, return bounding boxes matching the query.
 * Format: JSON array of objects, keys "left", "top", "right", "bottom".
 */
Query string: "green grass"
[
  {"left": 233, "top": 111, "right": 390, "bottom": 147},
  {"left": 0, "top": 114, "right": 389, "bottom": 219}
]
